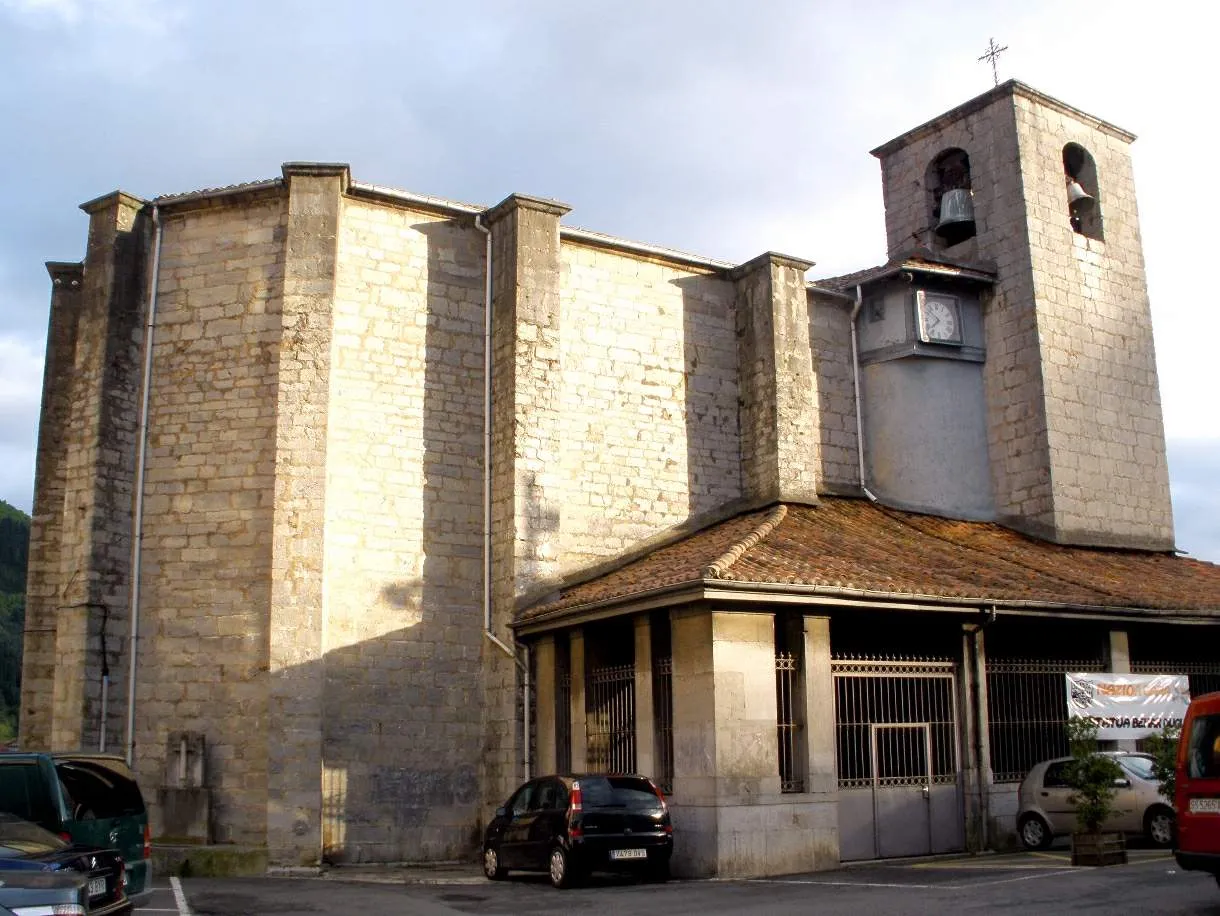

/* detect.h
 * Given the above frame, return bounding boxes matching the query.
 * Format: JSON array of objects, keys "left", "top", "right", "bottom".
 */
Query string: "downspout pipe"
[
  {"left": 850, "top": 284, "right": 878, "bottom": 502},
  {"left": 126, "top": 204, "right": 162, "bottom": 766},
  {"left": 474, "top": 214, "right": 530, "bottom": 780}
]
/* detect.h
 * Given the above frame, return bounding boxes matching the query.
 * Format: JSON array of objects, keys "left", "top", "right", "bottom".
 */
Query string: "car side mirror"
[{"left": 495, "top": 806, "right": 506, "bottom": 818}]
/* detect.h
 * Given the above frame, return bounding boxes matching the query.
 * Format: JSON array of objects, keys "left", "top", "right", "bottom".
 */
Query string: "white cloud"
[{"left": 0, "top": 335, "right": 43, "bottom": 513}]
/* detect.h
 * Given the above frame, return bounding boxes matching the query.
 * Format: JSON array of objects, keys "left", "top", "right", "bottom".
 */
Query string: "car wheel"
[
  {"left": 549, "top": 845, "right": 576, "bottom": 889},
  {"left": 483, "top": 846, "right": 507, "bottom": 880},
  {"left": 1145, "top": 806, "right": 1175, "bottom": 847},
  {"left": 1018, "top": 813, "right": 1053, "bottom": 850},
  {"left": 646, "top": 860, "right": 670, "bottom": 883}
]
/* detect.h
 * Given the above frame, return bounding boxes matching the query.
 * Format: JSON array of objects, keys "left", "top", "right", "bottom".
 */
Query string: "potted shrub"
[
  {"left": 1143, "top": 723, "right": 1181, "bottom": 803},
  {"left": 1063, "top": 717, "right": 1128, "bottom": 866}
]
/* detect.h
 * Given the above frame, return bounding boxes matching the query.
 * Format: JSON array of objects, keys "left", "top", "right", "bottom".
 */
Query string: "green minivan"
[{"left": 0, "top": 752, "right": 152, "bottom": 907}]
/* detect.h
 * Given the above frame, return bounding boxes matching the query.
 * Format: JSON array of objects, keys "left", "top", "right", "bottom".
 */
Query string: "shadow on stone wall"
[
  {"left": 675, "top": 275, "right": 741, "bottom": 516},
  {"left": 311, "top": 215, "right": 488, "bottom": 864}
]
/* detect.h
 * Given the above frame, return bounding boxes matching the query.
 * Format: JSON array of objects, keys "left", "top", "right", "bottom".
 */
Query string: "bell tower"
[{"left": 871, "top": 80, "right": 1174, "bottom": 550}]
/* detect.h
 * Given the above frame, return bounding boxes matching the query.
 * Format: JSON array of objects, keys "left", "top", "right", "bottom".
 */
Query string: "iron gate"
[
  {"left": 587, "top": 662, "right": 636, "bottom": 774},
  {"left": 833, "top": 657, "right": 964, "bottom": 860}
]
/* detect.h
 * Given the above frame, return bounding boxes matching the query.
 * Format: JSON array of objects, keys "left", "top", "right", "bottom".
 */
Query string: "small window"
[{"left": 1063, "top": 143, "right": 1104, "bottom": 241}]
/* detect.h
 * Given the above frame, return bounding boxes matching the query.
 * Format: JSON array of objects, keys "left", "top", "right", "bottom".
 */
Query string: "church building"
[{"left": 22, "top": 79, "right": 1220, "bottom": 876}]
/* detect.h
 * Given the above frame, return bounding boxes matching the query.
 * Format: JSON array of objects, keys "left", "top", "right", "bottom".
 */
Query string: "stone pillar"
[
  {"left": 51, "top": 192, "right": 148, "bottom": 753},
  {"left": 634, "top": 615, "right": 656, "bottom": 779},
  {"left": 959, "top": 623, "right": 993, "bottom": 851},
  {"left": 569, "top": 630, "right": 587, "bottom": 772},
  {"left": 1108, "top": 629, "right": 1137, "bottom": 751},
  {"left": 20, "top": 262, "right": 84, "bottom": 751},
  {"left": 265, "top": 163, "right": 346, "bottom": 867},
  {"left": 730, "top": 252, "right": 820, "bottom": 506},
  {"left": 670, "top": 609, "right": 781, "bottom": 877},
  {"left": 533, "top": 636, "right": 557, "bottom": 775},
  {"left": 483, "top": 193, "right": 572, "bottom": 806},
  {"left": 798, "top": 615, "right": 840, "bottom": 871}
]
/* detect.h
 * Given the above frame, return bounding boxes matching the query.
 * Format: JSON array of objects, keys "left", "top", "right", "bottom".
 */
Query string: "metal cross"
[{"left": 978, "top": 38, "right": 1008, "bottom": 87}]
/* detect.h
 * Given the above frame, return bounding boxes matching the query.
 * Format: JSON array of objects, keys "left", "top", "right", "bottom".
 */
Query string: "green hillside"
[{"left": 0, "top": 500, "right": 28, "bottom": 742}]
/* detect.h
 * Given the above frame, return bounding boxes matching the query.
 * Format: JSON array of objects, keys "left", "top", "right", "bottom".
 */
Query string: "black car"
[
  {"left": 483, "top": 774, "right": 673, "bottom": 888},
  {"left": 0, "top": 813, "right": 130, "bottom": 915}
]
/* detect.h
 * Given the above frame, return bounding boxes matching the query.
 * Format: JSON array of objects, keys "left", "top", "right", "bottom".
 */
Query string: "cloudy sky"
[{"left": 1, "top": 0, "right": 1217, "bottom": 561}]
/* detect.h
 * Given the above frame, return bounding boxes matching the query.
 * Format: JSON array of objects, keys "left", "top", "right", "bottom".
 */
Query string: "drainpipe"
[
  {"left": 474, "top": 214, "right": 530, "bottom": 781},
  {"left": 126, "top": 204, "right": 163, "bottom": 766},
  {"left": 850, "top": 284, "right": 877, "bottom": 502}
]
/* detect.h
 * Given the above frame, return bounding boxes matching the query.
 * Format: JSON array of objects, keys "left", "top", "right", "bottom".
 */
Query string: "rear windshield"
[
  {"left": 1186, "top": 714, "right": 1220, "bottom": 779},
  {"left": 56, "top": 760, "right": 145, "bottom": 819},
  {"left": 576, "top": 777, "right": 662, "bottom": 811}
]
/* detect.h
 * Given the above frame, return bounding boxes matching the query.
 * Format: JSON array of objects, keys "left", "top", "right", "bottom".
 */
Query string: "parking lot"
[{"left": 133, "top": 847, "right": 1220, "bottom": 916}]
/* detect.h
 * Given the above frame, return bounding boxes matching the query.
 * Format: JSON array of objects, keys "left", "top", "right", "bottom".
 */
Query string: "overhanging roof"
[{"left": 515, "top": 498, "right": 1220, "bottom": 635}]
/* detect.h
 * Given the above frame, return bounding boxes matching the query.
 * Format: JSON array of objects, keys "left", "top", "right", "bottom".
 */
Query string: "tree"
[
  {"left": 1063, "top": 717, "right": 1123, "bottom": 834},
  {"left": 1143, "top": 724, "right": 1181, "bottom": 802}
]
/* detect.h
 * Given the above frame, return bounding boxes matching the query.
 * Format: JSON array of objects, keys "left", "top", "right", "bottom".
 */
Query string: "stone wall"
[
  {"left": 557, "top": 242, "right": 740, "bottom": 568},
  {"left": 324, "top": 199, "right": 486, "bottom": 861},
  {"left": 1010, "top": 93, "right": 1174, "bottom": 549},
  {"left": 137, "top": 192, "right": 286, "bottom": 844}
]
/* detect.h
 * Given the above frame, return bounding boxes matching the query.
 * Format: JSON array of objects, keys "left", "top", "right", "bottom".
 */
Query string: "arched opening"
[
  {"left": 1063, "top": 143, "right": 1104, "bottom": 241},
  {"left": 926, "top": 148, "right": 975, "bottom": 248}
]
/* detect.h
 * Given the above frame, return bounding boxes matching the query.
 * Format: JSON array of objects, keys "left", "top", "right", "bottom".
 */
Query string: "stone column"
[
  {"left": 671, "top": 608, "right": 781, "bottom": 876},
  {"left": 265, "top": 162, "right": 346, "bottom": 868},
  {"left": 1108, "top": 629, "right": 1137, "bottom": 751},
  {"left": 730, "top": 252, "right": 820, "bottom": 505},
  {"left": 634, "top": 615, "right": 656, "bottom": 779},
  {"left": 483, "top": 193, "right": 572, "bottom": 805},
  {"left": 51, "top": 192, "right": 148, "bottom": 753},
  {"left": 569, "top": 630, "right": 587, "bottom": 772},
  {"left": 533, "top": 636, "right": 557, "bottom": 775},
  {"left": 798, "top": 615, "right": 840, "bottom": 871},
  {"left": 959, "top": 623, "right": 993, "bottom": 850},
  {"left": 20, "top": 262, "right": 84, "bottom": 751}
]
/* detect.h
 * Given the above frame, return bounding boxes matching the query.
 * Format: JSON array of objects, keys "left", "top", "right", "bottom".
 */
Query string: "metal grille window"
[
  {"left": 586, "top": 663, "right": 636, "bottom": 774},
  {"left": 653, "top": 655, "right": 674, "bottom": 794},
  {"left": 985, "top": 658, "right": 1104, "bottom": 783},
  {"left": 776, "top": 651, "right": 804, "bottom": 793},
  {"left": 833, "top": 658, "right": 958, "bottom": 789}
]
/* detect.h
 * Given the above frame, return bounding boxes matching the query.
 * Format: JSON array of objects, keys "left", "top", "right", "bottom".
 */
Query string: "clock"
[{"left": 915, "top": 291, "right": 962, "bottom": 344}]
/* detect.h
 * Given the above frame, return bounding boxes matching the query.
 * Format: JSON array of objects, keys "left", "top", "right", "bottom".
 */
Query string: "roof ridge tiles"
[{"left": 704, "top": 504, "right": 788, "bottom": 580}]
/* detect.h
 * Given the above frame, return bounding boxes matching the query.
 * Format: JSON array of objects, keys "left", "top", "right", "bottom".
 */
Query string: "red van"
[{"left": 1175, "top": 691, "right": 1220, "bottom": 887}]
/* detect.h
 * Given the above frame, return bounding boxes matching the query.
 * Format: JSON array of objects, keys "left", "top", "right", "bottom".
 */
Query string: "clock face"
[{"left": 918, "top": 294, "right": 961, "bottom": 343}]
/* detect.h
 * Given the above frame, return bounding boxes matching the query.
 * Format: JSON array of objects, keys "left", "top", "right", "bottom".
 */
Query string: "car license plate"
[
  {"left": 610, "top": 848, "right": 647, "bottom": 860},
  {"left": 1190, "top": 797, "right": 1220, "bottom": 814},
  {"left": 88, "top": 877, "right": 107, "bottom": 898}
]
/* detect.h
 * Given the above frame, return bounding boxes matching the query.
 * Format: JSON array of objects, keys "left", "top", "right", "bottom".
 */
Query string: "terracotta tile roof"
[{"left": 516, "top": 498, "right": 1220, "bottom": 627}]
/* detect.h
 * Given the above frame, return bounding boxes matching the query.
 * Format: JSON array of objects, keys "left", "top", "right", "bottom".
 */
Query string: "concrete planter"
[{"left": 1071, "top": 831, "right": 1127, "bottom": 867}]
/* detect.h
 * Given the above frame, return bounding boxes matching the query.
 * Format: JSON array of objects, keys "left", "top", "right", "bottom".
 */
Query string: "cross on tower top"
[{"left": 978, "top": 38, "right": 1008, "bottom": 87}]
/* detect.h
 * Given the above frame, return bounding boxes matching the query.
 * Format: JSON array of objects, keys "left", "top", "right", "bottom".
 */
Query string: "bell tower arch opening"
[
  {"left": 1063, "top": 142, "right": 1103, "bottom": 241},
  {"left": 927, "top": 148, "right": 976, "bottom": 249}
]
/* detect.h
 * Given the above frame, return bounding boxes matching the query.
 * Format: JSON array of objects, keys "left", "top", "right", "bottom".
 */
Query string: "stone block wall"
[
  {"left": 323, "top": 199, "right": 486, "bottom": 861},
  {"left": 557, "top": 243, "right": 740, "bottom": 568},
  {"left": 136, "top": 192, "right": 286, "bottom": 845},
  {"left": 1010, "top": 94, "right": 1173, "bottom": 549},
  {"left": 808, "top": 294, "right": 859, "bottom": 494}
]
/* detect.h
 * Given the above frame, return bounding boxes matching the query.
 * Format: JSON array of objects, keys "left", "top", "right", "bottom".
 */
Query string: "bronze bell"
[
  {"left": 1067, "top": 179, "right": 1095, "bottom": 212},
  {"left": 935, "top": 188, "right": 975, "bottom": 244}
]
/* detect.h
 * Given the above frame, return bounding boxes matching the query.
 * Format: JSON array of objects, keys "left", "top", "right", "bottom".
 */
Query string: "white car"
[{"left": 1016, "top": 752, "right": 1176, "bottom": 849}]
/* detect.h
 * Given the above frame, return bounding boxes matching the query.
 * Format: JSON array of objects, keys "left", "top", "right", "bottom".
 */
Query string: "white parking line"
[{"left": 171, "top": 876, "right": 193, "bottom": 916}]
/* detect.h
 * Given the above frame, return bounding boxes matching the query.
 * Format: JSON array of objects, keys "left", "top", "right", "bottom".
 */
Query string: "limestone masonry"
[{"left": 22, "top": 80, "right": 1208, "bottom": 877}]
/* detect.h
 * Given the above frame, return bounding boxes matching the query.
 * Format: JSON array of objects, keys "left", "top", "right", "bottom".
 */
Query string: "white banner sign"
[{"left": 1065, "top": 673, "right": 1191, "bottom": 739}]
